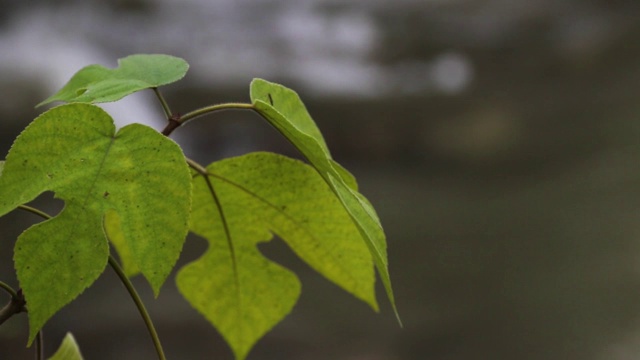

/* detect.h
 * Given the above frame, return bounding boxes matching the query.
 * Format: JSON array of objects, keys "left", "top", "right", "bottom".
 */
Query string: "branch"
[{"left": 0, "top": 288, "right": 26, "bottom": 326}]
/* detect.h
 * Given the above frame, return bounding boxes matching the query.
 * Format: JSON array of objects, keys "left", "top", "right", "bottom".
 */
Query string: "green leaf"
[
  {"left": 0, "top": 103, "right": 191, "bottom": 343},
  {"left": 37, "top": 54, "right": 189, "bottom": 106},
  {"left": 48, "top": 333, "right": 84, "bottom": 360},
  {"left": 250, "top": 79, "right": 400, "bottom": 323},
  {"left": 177, "top": 152, "right": 376, "bottom": 360}
]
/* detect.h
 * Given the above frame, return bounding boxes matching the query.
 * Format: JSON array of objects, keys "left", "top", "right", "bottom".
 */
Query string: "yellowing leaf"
[
  {"left": 38, "top": 54, "right": 189, "bottom": 106},
  {"left": 104, "top": 210, "right": 140, "bottom": 277},
  {"left": 250, "top": 79, "right": 400, "bottom": 324},
  {"left": 0, "top": 103, "right": 191, "bottom": 343},
  {"left": 177, "top": 152, "right": 376, "bottom": 360}
]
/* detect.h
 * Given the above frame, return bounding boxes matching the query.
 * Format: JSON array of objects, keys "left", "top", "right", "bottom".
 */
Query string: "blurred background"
[{"left": 2, "top": 0, "right": 640, "bottom": 359}]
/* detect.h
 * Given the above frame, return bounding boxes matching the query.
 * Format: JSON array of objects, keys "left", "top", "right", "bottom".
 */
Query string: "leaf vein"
[{"left": 206, "top": 171, "right": 364, "bottom": 287}]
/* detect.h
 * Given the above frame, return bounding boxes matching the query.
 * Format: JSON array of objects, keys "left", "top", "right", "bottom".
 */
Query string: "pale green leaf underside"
[
  {"left": 177, "top": 152, "right": 376, "bottom": 360},
  {"left": 38, "top": 54, "right": 189, "bottom": 106},
  {"left": 48, "top": 333, "right": 84, "bottom": 360},
  {"left": 0, "top": 103, "right": 191, "bottom": 343},
  {"left": 249, "top": 79, "right": 399, "bottom": 323}
]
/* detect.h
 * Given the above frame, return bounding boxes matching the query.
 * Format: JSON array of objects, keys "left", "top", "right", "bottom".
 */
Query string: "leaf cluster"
[{"left": 0, "top": 54, "right": 398, "bottom": 359}]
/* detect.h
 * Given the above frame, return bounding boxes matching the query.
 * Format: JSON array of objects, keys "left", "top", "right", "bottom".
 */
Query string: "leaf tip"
[
  {"left": 384, "top": 285, "right": 403, "bottom": 328},
  {"left": 26, "top": 319, "right": 43, "bottom": 347},
  {"left": 390, "top": 300, "right": 403, "bottom": 328},
  {"left": 35, "top": 98, "right": 53, "bottom": 108},
  {"left": 145, "top": 271, "right": 167, "bottom": 299},
  {"left": 151, "top": 284, "right": 162, "bottom": 298},
  {"left": 249, "top": 77, "right": 266, "bottom": 86}
]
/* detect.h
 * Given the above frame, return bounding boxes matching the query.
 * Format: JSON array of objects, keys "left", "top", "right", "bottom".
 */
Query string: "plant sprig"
[{"left": 0, "top": 54, "right": 399, "bottom": 360}]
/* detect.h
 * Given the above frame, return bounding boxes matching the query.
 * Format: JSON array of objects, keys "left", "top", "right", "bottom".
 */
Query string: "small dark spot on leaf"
[
  {"left": 268, "top": 93, "right": 274, "bottom": 105},
  {"left": 103, "top": 191, "right": 109, "bottom": 198}
]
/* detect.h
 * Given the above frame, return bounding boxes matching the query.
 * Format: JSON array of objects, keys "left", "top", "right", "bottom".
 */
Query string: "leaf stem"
[
  {"left": 179, "top": 102, "right": 254, "bottom": 125},
  {"left": 154, "top": 86, "right": 254, "bottom": 137},
  {"left": 108, "top": 256, "right": 167, "bottom": 360},
  {"left": 152, "top": 87, "right": 173, "bottom": 119},
  {"left": 17, "top": 205, "right": 52, "bottom": 222},
  {"left": 162, "top": 102, "right": 255, "bottom": 136},
  {"left": 0, "top": 281, "right": 18, "bottom": 298}
]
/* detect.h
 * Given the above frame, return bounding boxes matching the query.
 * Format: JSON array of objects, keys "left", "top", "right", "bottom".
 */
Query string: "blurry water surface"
[{"left": 2, "top": 1, "right": 640, "bottom": 359}]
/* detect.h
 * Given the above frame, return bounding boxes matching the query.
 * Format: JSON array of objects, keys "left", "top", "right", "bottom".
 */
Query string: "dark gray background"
[{"left": 2, "top": 0, "right": 640, "bottom": 359}]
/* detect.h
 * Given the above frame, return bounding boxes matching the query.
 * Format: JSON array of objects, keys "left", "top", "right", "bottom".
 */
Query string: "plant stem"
[
  {"left": 108, "top": 256, "right": 167, "bottom": 360},
  {"left": 17, "top": 205, "right": 52, "bottom": 222},
  {"left": 154, "top": 84, "right": 254, "bottom": 137},
  {"left": 0, "top": 281, "right": 18, "bottom": 298},
  {"left": 152, "top": 87, "right": 173, "bottom": 119},
  {"left": 35, "top": 331, "right": 43, "bottom": 360},
  {"left": 16, "top": 205, "right": 166, "bottom": 359},
  {"left": 178, "top": 103, "right": 254, "bottom": 126},
  {"left": 0, "top": 281, "right": 22, "bottom": 326},
  {"left": 0, "top": 288, "right": 26, "bottom": 326},
  {"left": 162, "top": 102, "right": 254, "bottom": 137}
]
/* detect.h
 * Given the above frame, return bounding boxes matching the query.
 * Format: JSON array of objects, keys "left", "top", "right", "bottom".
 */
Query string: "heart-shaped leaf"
[
  {"left": 0, "top": 103, "right": 191, "bottom": 342},
  {"left": 177, "top": 152, "right": 376, "bottom": 360},
  {"left": 38, "top": 54, "right": 189, "bottom": 106},
  {"left": 250, "top": 79, "right": 400, "bottom": 323}
]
